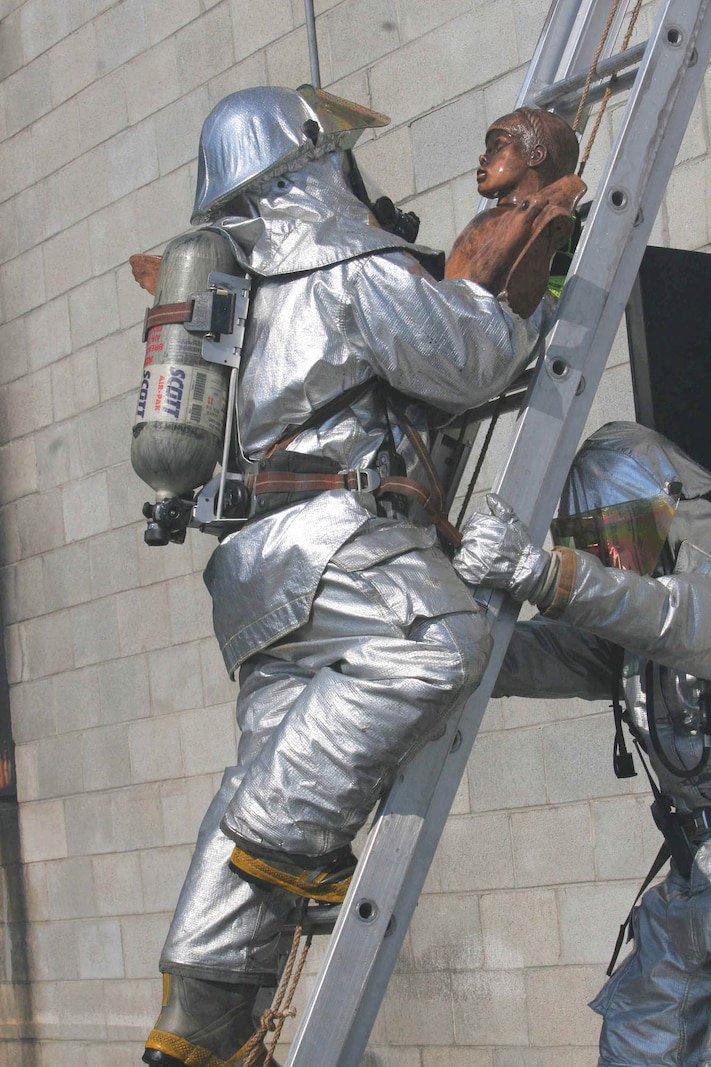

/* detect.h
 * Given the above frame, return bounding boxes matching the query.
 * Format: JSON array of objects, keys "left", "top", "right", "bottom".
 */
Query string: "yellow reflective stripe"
[
  {"left": 230, "top": 846, "right": 351, "bottom": 903},
  {"left": 146, "top": 1029, "right": 227, "bottom": 1067},
  {"left": 145, "top": 1029, "right": 259, "bottom": 1067}
]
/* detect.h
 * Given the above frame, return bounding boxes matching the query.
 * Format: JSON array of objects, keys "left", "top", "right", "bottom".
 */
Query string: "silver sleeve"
[
  {"left": 561, "top": 550, "right": 711, "bottom": 680},
  {"left": 347, "top": 251, "right": 548, "bottom": 415}
]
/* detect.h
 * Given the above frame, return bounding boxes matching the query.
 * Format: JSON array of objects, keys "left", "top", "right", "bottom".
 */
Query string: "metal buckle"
[
  {"left": 184, "top": 289, "right": 236, "bottom": 336},
  {"left": 693, "top": 808, "right": 711, "bottom": 833},
  {"left": 340, "top": 468, "right": 381, "bottom": 492}
]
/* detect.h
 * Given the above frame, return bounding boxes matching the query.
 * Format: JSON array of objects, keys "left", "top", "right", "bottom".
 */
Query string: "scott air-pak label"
[{"left": 135, "top": 360, "right": 227, "bottom": 439}]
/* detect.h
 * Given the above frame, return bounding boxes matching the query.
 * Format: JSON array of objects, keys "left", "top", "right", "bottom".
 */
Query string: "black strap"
[
  {"left": 385, "top": 390, "right": 462, "bottom": 546},
  {"left": 606, "top": 723, "right": 669, "bottom": 976},
  {"left": 612, "top": 668, "right": 636, "bottom": 779},
  {"left": 606, "top": 840, "right": 670, "bottom": 976},
  {"left": 605, "top": 733, "right": 698, "bottom": 975},
  {"left": 455, "top": 393, "right": 506, "bottom": 529},
  {"left": 634, "top": 736, "right": 695, "bottom": 881}
]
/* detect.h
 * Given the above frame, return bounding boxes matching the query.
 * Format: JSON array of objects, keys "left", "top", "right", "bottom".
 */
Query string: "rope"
[
  {"left": 242, "top": 924, "right": 313, "bottom": 1067},
  {"left": 572, "top": 0, "right": 622, "bottom": 134},
  {"left": 454, "top": 397, "right": 505, "bottom": 529},
  {"left": 573, "top": 0, "right": 645, "bottom": 176}
]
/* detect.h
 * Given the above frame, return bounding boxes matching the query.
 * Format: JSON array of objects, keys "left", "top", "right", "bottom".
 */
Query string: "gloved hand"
[{"left": 454, "top": 493, "right": 555, "bottom": 604}]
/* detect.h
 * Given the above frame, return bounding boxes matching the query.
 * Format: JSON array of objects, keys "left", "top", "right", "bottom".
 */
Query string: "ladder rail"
[
  {"left": 500, "top": 6, "right": 711, "bottom": 539},
  {"left": 516, "top": 0, "right": 631, "bottom": 129},
  {"left": 285, "top": 2, "right": 711, "bottom": 1064}
]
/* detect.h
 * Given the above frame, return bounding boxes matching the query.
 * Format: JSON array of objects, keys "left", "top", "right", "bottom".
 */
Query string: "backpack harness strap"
[
  {"left": 606, "top": 723, "right": 704, "bottom": 977},
  {"left": 255, "top": 380, "right": 462, "bottom": 546}
]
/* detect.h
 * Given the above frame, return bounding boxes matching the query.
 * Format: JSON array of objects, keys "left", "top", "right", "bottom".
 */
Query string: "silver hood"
[
  {"left": 560, "top": 420, "right": 711, "bottom": 513},
  {"left": 208, "top": 150, "right": 442, "bottom": 278}
]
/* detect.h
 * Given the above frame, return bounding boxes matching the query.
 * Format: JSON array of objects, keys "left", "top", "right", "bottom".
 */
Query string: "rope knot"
[
  {"left": 242, "top": 923, "right": 313, "bottom": 1067},
  {"left": 260, "top": 1006, "right": 298, "bottom": 1033}
]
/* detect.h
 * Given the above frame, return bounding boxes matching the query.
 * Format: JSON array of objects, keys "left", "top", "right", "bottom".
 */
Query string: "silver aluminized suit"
[
  {"left": 491, "top": 423, "right": 711, "bottom": 1067},
  {"left": 160, "top": 87, "right": 549, "bottom": 987}
]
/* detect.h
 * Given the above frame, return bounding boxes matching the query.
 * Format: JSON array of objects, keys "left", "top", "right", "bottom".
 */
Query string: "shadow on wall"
[
  {"left": 0, "top": 801, "right": 39, "bottom": 1066},
  {"left": 0, "top": 595, "right": 38, "bottom": 1060}
]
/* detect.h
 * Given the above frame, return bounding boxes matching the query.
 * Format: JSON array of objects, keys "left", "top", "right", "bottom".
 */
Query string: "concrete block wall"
[{"left": 0, "top": 0, "right": 710, "bottom": 1064}]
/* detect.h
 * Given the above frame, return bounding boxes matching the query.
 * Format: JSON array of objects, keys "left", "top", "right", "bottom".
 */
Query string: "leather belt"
[
  {"left": 251, "top": 469, "right": 462, "bottom": 545},
  {"left": 253, "top": 468, "right": 381, "bottom": 494}
]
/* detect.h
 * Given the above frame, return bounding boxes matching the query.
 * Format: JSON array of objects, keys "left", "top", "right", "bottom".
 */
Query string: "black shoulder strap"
[
  {"left": 607, "top": 673, "right": 670, "bottom": 977},
  {"left": 612, "top": 649, "right": 636, "bottom": 779},
  {"left": 606, "top": 839, "right": 670, "bottom": 976}
]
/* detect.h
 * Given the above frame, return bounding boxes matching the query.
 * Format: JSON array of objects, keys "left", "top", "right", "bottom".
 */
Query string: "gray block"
[
  {"left": 453, "top": 969, "right": 528, "bottom": 1046},
  {"left": 98, "top": 653, "right": 151, "bottom": 725},
  {"left": 76, "top": 917, "right": 124, "bottom": 979},
  {"left": 510, "top": 803, "right": 595, "bottom": 887},
  {"left": 175, "top": 4, "right": 234, "bottom": 93},
  {"left": 95, "top": 0, "right": 147, "bottom": 74},
  {"left": 46, "top": 856, "right": 96, "bottom": 920},
  {"left": 71, "top": 595, "right": 121, "bottom": 668}
]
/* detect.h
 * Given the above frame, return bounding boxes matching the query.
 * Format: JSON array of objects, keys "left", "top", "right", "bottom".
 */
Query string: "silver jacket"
[
  {"left": 496, "top": 423, "right": 711, "bottom": 811},
  {"left": 203, "top": 151, "right": 548, "bottom": 675}
]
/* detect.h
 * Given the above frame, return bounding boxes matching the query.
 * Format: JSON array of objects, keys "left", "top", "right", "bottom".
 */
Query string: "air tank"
[{"left": 131, "top": 229, "right": 238, "bottom": 504}]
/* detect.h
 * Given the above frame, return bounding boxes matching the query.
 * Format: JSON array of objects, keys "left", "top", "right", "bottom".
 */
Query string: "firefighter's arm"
[
  {"left": 453, "top": 493, "right": 570, "bottom": 612},
  {"left": 455, "top": 494, "right": 711, "bottom": 680},
  {"left": 347, "top": 252, "right": 550, "bottom": 416}
]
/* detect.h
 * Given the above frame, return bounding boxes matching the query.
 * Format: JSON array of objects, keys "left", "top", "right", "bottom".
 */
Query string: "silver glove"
[{"left": 454, "top": 493, "right": 555, "bottom": 604}]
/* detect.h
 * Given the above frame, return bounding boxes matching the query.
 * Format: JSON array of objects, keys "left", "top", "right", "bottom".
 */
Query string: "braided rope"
[
  {"left": 574, "top": 0, "right": 645, "bottom": 175},
  {"left": 241, "top": 925, "right": 313, "bottom": 1067},
  {"left": 572, "top": 0, "right": 622, "bottom": 134}
]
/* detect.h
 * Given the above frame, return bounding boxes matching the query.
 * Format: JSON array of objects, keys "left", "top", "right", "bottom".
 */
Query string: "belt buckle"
[{"left": 340, "top": 468, "right": 381, "bottom": 492}]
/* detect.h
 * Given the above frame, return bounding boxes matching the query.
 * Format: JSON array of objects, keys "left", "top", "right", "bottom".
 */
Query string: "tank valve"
[{"left": 142, "top": 498, "right": 194, "bottom": 546}]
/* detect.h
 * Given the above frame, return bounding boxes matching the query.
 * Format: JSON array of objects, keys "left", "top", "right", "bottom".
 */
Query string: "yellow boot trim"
[
  {"left": 145, "top": 1028, "right": 259, "bottom": 1066},
  {"left": 230, "top": 846, "right": 352, "bottom": 903}
]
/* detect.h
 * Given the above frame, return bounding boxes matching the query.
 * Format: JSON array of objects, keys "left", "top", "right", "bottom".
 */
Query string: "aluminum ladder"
[{"left": 285, "top": 2, "right": 711, "bottom": 1063}]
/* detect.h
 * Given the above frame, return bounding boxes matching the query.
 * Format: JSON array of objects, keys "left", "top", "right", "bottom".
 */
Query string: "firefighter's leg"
[
  {"left": 145, "top": 656, "right": 323, "bottom": 1065},
  {"left": 146, "top": 535, "right": 489, "bottom": 1065},
  {"left": 222, "top": 536, "right": 491, "bottom": 879},
  {"left": 145, "top": 759, "right": 299, "bottom": 1066}
]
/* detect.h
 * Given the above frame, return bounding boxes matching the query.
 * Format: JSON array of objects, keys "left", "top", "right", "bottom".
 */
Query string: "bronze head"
[{"left": 477, "top": 107, "right": 580, "bottom": 203}]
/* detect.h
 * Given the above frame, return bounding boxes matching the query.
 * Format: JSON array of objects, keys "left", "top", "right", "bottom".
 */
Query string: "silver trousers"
[
  {"left": 161, "top": 531, "right": 490, "bottom": 982},
  {"left": 592, "top": 838, "right": 711, "bottom": 1067}
]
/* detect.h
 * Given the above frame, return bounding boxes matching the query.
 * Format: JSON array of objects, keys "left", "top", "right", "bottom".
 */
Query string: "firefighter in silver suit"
[
  {"left": 143, "top": 85, "right": 552, "bottom": 1067},
  {"left": 454, "top": 420, "right": 711, "bottom": 1067}
]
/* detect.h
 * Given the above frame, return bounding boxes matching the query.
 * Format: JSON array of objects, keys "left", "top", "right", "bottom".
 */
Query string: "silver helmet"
[
  {"left": 552, "top": 421, "right": 711, "bottom": 575},
  {"left": 191, "top": 84, "right": 390, "bottom": 224}
]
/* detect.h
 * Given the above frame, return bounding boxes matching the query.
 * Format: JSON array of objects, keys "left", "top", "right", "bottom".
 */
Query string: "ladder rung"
[
  {"left": 568, "top": 68, "right": 638, "bottom": 112},
  {"left": 534, "top": 40, "right": 647, "bottom": 107},
  {"left": 284, "top": 903, "right": 341, "bottom": 936}
]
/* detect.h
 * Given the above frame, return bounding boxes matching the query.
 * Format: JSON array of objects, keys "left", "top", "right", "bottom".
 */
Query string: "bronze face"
[{"left": 477, "top": 118, "right": 544, "bottom": 203}]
